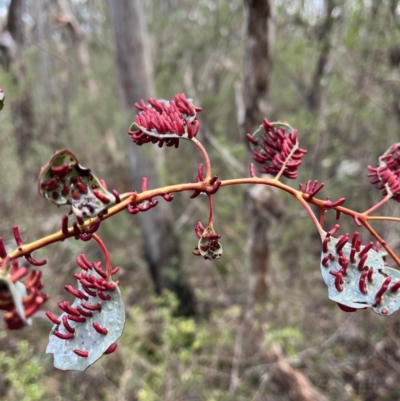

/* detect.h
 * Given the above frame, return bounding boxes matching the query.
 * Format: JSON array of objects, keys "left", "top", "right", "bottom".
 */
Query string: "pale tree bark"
[
  {"left": 30, "top": 0, "right": 73, "bottom": 149},
  {"left": 107, "top": 0, "right": 196, "bottom": 316},
  {"left": 6, "top": 0, "right": 23, "bottom": 45},
  {"left": 242, "top": 0, "right": 274, "bottom": 136},
  {"left": 308, "top": 0, "right": 336, "bottom": 177},
  {"left": 31, "top": 0, "right": 57, "bottom": 103},
  {"left": 32, "top": 0, "right": 67, "bottom": 152},
  {"left": 0, "top": 0, "right": 35, "bottom": 162},
  {"left": 307, "top": 0, "right": 336, "bottom": 111},
  {"left": 242, "top": 0, "right": 283, "bottom": 307},
  {"left": 54, "top": 0, "right": 98, "bottom": 97}
]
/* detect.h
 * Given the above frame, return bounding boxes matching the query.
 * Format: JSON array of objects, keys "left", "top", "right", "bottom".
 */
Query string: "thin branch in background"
[{"left": 229, "top": 323, "right": 243, "bottom": 394}]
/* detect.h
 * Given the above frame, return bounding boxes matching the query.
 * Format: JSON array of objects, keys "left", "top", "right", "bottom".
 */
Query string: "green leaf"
[{"left": 38, "top": 150, "right": 116, "bottom": 219}]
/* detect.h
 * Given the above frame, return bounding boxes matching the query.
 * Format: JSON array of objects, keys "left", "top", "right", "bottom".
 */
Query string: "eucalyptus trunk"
[
  {"left": 107, "top": 0, "right": 196, "bottom": 316},
  {"left": 242, "top": 0, "right": 282, "bottom": 306},
  {"left": 2, "top": 0, "right": 35, "bottom": 162}
]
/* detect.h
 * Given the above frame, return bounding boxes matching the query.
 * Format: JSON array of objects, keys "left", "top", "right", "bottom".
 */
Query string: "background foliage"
[{"left": 1, "top": 0, "right": 400, "bottom": 400}]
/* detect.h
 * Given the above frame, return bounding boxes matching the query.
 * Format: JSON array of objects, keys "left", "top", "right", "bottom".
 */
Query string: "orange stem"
[
  {"left": 191, "top": 138, "right": 212, "bottom": 180},
  {"left": 6, "top": 176, "right": 400, "bottom": 269},
  {"left": 207, "top": 194, "right": 214, "bottom": 226}
]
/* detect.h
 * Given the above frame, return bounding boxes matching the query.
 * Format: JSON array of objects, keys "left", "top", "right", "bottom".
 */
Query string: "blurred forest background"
[{"left": 1, "top": 0, "right": 400, "bottom": 400}]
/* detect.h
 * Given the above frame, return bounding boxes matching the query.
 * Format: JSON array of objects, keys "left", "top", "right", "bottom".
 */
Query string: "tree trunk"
[
  {"left": 54, "top": 0, "right": 98, "bottom": 97},
  {"left": 107, "top": 0, "right": 196, "bottom": 316},
  {"left": 240, "top": 4, "right": 330, "bottom": 400},
  {"left": 242, "top": 0, "right": 282, "bottom": 306},
  {"left": 307, "top": 0, "right": 335, "bottom": 111},
  {"left": 2, "top": 0, "right": 35, "bottom": 162},
  {"left": 307, "top": 0, "right": 336, "bottom": 179},
  {"left": 388, "top": 5, "right": 400, "bottom": 126},
  {"left": 242, "top": 0, "right": 274, "bottom": 136}
]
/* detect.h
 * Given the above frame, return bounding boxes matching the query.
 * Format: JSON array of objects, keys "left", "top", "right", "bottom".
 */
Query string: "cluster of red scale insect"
[
  {"left": 246, "top": 119, "right": 307, "bottom": 179},
  {"left": 45, "top": 254, "right": 119, "bottom": 358},
  {"left": 321, "top": 225, "right": 400, "bottom": 314},
  {"left": 0, "top": 260, "right": 48, "bottom": 329},
  {"left": 129, "top": 93, "right": 202, "bottom": 147},
  {"left": 40, "top": 163, "right": 110, "bottom": 205},
  {"left": 368, "top": 143, "right": 400, "bottom": 201},
  {"left": 193, "top": 221, "right": 222, "bottom": 260}
]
